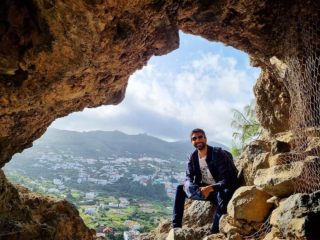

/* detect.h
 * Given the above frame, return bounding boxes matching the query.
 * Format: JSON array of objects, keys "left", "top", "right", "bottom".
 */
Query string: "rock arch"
[{"left": 0, "top": 0, "right": 319, "bottom": 239}]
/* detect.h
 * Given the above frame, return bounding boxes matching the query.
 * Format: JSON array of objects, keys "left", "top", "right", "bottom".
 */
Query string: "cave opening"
[
  {"left": 50, "top": 31, "right": 260, "bottom": 144},
  {"left": 4, "top": 32, "right": 260, "bottom": 237},
  {"left": 1, "top": 1, "right": 320, "bottom": 239}
]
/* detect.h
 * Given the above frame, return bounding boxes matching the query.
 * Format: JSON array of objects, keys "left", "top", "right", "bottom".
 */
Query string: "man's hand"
[{"left": 199, "top": 185, "right": 214, "bottom": 199}]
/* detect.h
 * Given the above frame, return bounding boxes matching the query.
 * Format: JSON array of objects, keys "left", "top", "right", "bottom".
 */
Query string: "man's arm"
[
  {"left": 185, "top": 153, "right": 195, "bottom": 184},
  {"left": 211, "top": 150, "right": 230, "bottom": 191}
]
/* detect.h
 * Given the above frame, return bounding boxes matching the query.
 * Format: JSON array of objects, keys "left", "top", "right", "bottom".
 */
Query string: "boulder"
[
  {"left": 235, "top": 140, "right": 271, "bottom": 186},
  {"left": 219, "top": 215, "right": 243, "bottom": 235},
  {"left": 137, "top": 200, "right": 214, "bottom": 240},
  {"left": 273, "top": 130, "right": 296, "bottom": 147},
  {"left": 0, "top": 170, "right": 94, "bottom": 240},
  {"left": 202, "top": 234, "right": 226, "bottom": 240},
  {"left": 254, "top": 157, "right": 320, "bottom": 197},
  {"left": 262, "top": 227, "right": 283, "bottom": 240},
  {"left": 305, "top": 136, "right": 320, "bottom": 156},
  {"left": 270, "top": 191, "right": 320, "bottom": 239},
  {"left": 267, "top": 151, "right": 309, "bottom": 166},
  {"left": 303, "top": 127, "right": 320, "bottom": 138},
  {"left": 137, "top": 220, "right": 172, "bottom": 240},
  {"left": 183, "top": 200, "right": 216, "bottom": 228},
  {"left": 219, "top": 214, "right": 254, "bottom": 240},
  {"left": 165, "top": 227, "right": 210, "bottom": 240},
  {"left": 254, "top": 163, "right": 297, "bottom": 197},
  {"left": 166, "top": 228, "right": 186, "bottom": 240},
  {"left": 227, "top": 186, "right": 273, "bottom": 222}
]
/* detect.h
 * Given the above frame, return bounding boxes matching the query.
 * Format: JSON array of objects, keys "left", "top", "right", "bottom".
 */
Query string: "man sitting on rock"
[{"left": 172, "top": 128, "right": 239, "bottom": 234}]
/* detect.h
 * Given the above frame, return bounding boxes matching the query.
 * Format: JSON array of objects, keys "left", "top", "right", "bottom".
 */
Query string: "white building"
[
  {"left": 85, "top": 192, "right": 96, "bottom": 199},
  {"left": 119, "top": 197, "right": 129, "bottom": 205},
  {"left": 84, "top": 207, "right": 96, "bottom": 215},
  {"left": 53, "top": 179, "right": 63, "bottom": 185},
  {"left": 108, "top": 203, "right": 119, "bottom": 208},
  {"left": 47, "top": 188, "right": 59, "bottom": 193},
  {"left": 123, "top": 230, "right": 140, "bottom": 240}
]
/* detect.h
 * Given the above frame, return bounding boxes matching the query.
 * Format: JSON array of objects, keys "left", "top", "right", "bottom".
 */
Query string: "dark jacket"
[{"left": 185, "top": 145, "right": 238, "bottom": 192}]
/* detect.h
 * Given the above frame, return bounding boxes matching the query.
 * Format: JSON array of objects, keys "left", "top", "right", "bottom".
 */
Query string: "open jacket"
[{"left": 185, "top": 145, "right": 238, "bottom": 192}]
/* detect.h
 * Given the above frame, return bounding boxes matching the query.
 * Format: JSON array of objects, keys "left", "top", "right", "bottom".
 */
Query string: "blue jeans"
[{"left": 172, "top": 183, "right": 234, "bottom": 233}]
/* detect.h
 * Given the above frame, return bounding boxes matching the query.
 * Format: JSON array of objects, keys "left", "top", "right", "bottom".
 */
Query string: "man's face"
[{"left": 191, "top": 132, "right": 207, "bottom": 150}]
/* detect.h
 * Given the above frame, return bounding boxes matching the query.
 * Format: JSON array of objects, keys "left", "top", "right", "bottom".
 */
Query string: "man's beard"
[{"left": 194, "top": 142, "right": 206, "bottom": 150}]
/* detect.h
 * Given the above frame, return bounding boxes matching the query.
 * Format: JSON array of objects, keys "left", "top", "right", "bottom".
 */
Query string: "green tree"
[{"left": 231, "top": 101, "right": 262, "bottom": 157}]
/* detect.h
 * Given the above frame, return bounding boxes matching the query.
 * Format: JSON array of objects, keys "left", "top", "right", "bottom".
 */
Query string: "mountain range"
[{"left": 13, "top": 128, "right": 229, "bottom": 162}]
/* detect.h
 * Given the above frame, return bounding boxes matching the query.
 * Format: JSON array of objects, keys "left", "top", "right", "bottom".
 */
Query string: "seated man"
[{"left": 172, "top": 128, "right": 239, "bottom": 233}]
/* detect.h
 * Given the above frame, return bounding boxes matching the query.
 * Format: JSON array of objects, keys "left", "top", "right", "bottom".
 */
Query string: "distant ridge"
[{"left": 28, "top": 128, "right": 229, "bottom": 161}]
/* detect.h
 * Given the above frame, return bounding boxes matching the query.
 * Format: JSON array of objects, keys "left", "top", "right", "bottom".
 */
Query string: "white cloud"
[{"left": 52, "top": 44, "right": 259, "bottom": 146}]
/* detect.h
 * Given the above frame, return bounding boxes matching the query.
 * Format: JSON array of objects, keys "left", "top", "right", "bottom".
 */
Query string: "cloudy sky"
[{"left": 51, "top": 32, "right": 260, "bottom": 146}]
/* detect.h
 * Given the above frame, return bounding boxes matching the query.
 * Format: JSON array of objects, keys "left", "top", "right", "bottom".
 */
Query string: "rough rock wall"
[
  {"left": 1, "top": 0, "right": 180, "bottom": 167},
  {"left": 0, "top": 169, "right": 93, "bottom": 240},
  {"left": 2, "top": 0, "right": 318, "bottom": 167},
  {"left": 1, "top": 0, "right": 319, "bottom": 239}
]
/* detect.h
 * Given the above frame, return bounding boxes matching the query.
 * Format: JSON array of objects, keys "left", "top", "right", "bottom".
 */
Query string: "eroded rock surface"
[
  {"left": 270, "top": 191, "right": 320, "bottom": 239},
  {"left": 1, "top": 0, "right": 319, "bottom": 167},
  {"left": 137, "top": 199, "right": 215, "bottom": 240},
  {"left": 227, "top": 186, "right": 273, "bottom": 223},
  {"left": 0, "top": 170, "right": 94, "bottom": 240},
  {"left": 254, "top": 156, "right": 320, "bottom": 197}
]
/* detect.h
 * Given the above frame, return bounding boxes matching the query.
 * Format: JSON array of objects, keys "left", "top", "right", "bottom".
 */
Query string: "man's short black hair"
[{"left": 190, "top": 128, "right": 206, "bottom": 138}]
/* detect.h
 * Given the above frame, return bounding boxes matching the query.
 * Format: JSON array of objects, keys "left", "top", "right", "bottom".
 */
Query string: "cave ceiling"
[{"left": 0, "top": 0, "right": 318, "bottom": 167}]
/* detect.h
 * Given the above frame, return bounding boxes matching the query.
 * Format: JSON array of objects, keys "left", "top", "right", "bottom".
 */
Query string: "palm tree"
[{"left": 230, "top": 101, "right": 262, "bottom": 157}]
